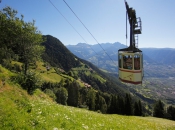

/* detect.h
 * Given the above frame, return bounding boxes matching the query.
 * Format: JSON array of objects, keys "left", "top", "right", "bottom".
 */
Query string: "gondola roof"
[{"left": 118, "top": 46, "right": 142, "bottom": 53}]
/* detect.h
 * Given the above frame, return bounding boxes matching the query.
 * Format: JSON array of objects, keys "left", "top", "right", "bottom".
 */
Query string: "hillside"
[
  {"left": 41, "top": 35, "right": 127, "bottom": 96},
  {"left": 42, "top": 35, "right": 81, "bottom": 71},
  {"left": 0, "top": 67, "right": 175, "bottom": 129},
  {"left": 66, "top": 43, "right": 175, "bottom": 106},
  {"left": 40, "top": 35, "right": 167, "bottom": 116}
]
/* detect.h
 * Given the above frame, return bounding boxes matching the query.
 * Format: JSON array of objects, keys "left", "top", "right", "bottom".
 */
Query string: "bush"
[
  {"left": 14, "top": 71, "right": 42, "bottom": 94},
  {"left": 56, "top": 87, "right": 68, "bottom": 105},
  {"left": 44, "top": 89, "right": 56, "bottom": 101},
  {"left": 13, "top": 63, "right": 22, "bottom": 72},
  {"left": 2, "top": 59, "right": 13, "bottom": 70},
  {"left": 41, "top": 81, "right": 60, "bottom": 93},
  {"left": 29, "top": 62, "right": 37, "bottom": 69},
  {"left": 54, "top": 67, "right": 60, "bottom": 74},
  {"left": 0, "top": 65, "right": 2, "bottom": 73}
]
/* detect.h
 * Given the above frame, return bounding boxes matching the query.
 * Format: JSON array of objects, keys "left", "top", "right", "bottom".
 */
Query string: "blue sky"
[{"left": 1, "top": 0, "right": 175, "bottom": 48}]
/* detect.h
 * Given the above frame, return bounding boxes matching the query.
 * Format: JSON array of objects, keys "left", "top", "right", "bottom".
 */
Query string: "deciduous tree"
[{"left": 0, "top": 6, "right": 44, "bottom": 74}]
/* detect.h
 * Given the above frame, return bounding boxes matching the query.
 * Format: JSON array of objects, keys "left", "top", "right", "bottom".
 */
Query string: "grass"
[
  {"left": 0, "top": 82, "right": 175, "bottom": 129},
  {"left": 0, "top": 65, "right": 16, "bottom": 78},
  {"left": 35, "top": 61, "right": 77, "bottom": 83},
  {"left": 40, "top": 71, "right": 63, "bottom": 83},
  {"left": 34, "top": 62, "right": 62, "bottom": 83},
  {"left": 72, "top": 65, "right": 106, "bottom": 83}
]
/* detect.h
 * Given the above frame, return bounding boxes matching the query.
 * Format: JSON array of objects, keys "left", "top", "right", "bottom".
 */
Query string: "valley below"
[{"left": 67, "top": 43, "right": 175, "bottom": 106}]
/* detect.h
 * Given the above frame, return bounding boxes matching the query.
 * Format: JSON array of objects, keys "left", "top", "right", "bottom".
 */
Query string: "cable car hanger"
[
  {"left": 118, "top": 0, "right": 143, "bottom": 85},
  {"left": 120, "top": 0, "right": 142, "bottom": 53}
]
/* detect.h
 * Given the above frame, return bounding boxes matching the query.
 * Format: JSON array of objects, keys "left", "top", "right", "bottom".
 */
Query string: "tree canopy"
[{"left": 0, "top": 6, "right": 44, "bottom": 74}]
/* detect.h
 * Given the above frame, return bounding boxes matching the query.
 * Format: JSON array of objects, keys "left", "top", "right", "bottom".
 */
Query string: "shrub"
[
  {"left": 14, "top": 71, "right": 42, "bottom": 94},
  {"left": 44, "top": 89, "right": 56, "bottom": 101},
  {"left": 13, "top": 63, "right": 22, "bottom": 72},
  {"left": 54, "top": 67, "right": 60, "bottom": 74},
  {"left": 56, "top": 87, "right": 68, "bottom": 105},
  {"left": 2, "top": 59, "right": 13, "bottom": 70},
  {"left": 0, "top": 65, "right": 2, "bottom": 73}
]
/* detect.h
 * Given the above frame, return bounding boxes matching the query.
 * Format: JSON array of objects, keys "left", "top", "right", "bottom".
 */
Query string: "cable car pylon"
[{"left": 118, "top": 0, "right": 143, "bottom": 84}]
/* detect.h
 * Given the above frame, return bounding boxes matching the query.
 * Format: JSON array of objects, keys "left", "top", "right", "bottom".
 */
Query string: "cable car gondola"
[{"left": 118, "top": 0, "right": 143, "bottom": 84}]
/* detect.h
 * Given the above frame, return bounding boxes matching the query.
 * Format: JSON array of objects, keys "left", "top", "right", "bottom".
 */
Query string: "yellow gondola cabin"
[
  {"left": 118, "top": 0, "right": 143, "bottom": 84},
  {"left": 118, "top": 51, "right": 143, "bottom": 84}
]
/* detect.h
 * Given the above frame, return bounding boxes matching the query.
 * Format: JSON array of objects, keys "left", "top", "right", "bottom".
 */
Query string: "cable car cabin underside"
[{"left": 118, "top": 50, "right": 143, "bottom": 85}]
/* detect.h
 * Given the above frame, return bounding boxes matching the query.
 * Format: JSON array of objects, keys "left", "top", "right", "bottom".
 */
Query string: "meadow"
[{"left": 0, "top": 83, "right": 175, "bottom": 130}]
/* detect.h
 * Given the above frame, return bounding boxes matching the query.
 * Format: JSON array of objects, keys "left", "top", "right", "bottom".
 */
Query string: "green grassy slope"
[
  {"left": 0, "top": 70, "right": 175, "bottom": 129},
  {"left": 35, "top": 61, "right": 63, "bottom": 83},
  {"left": 1, "top": 84, "right": 175, "bottom": 130}
]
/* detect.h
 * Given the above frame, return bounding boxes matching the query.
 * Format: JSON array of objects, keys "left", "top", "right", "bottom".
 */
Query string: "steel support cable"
[
  {"left": 43, "top": 41, "right": 114, "bottom": 73},
  {"left": 48, "top": 0, "right": 116, "bottom": 72},
  {"left": 48, "top": 0, "right": 99, "bottom": 57},
  {"left": 44, "top": 38, "right": 115, "bottom": 73},
  {"left": 126, "top": 11, "right": 127, "bottom": 46},
  {"left": 62, "top": 0, "right": 117, "bottom": 69}
]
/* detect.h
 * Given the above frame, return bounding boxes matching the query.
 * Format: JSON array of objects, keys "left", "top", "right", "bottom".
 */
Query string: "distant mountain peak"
[{"left": 77, "top": 43, "right": 89, "bottom": 46}]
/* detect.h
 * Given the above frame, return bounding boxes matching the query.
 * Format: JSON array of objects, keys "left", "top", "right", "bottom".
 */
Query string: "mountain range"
[{"left": 66, "top": 43, "right": 175, "bottom": 73}]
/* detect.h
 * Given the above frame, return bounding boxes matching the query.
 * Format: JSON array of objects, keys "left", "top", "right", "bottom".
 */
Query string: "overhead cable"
[
  {"left": 48, "top": 0, "right": 99, "bottom": 57},
  {"left": 48, "top": 0, "right": 117, "bottom": 72},
  {"left": 62, "top": 0, "right": 117, "bottom": 68}
]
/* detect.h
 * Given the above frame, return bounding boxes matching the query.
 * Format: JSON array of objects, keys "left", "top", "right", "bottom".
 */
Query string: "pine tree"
[
  {"left": 153, "top": 100, "right": 165, "bottom": 118},
  {"left": 95, "top": 93, "right": 107, "bottom": 113},
  {"left": 67, "top": 80, "right": 80, "bottom": 107},
  {"left": 79, "top": 87, "right": 88, "bottom": 106},
  {"left": 108, "top": 95, "right": 117, "bottom": 114},
  {"left": 134, "top": 100, "right": 142, "bottom": 116},
  {"left": 167, "top": 105, "right": 175, "bottom": 121},
  {"left": 117, "top": 95, "right": 125, "bottom": 114},
  {"left": 56, "top": 87, "right": 68, "bottom": 105},
  {"left": 134, "top": 102, "right": 140, "bottom": 116},
  {"left": 124, "top": 93, "right": 133, "bottom": 115},
  {"left": 87, "top": 88, "right": 96, "bottom": 110},
  {"left": 138, "top": 100, "right": 143, "bottom": 116}
]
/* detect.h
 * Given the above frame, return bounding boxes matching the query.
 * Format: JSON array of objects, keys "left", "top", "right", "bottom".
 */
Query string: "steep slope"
[
  {"left": 41, "top": 35, "right": 127, "bottom": 95},
  {"left": 42, "top": 35, "right": 80, "bottom": 72}
]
